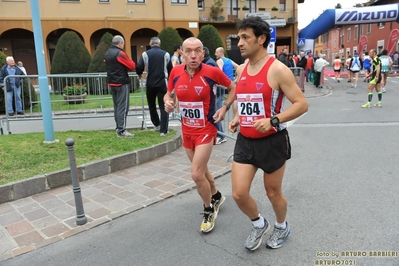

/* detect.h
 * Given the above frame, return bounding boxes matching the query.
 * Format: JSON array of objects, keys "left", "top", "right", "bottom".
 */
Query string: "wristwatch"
[
  {"left": 270, "top": 116, "right": 280, "bottom": 127},
  {"left": 223, "top": 102, "right": 230, "bottom": 111}
]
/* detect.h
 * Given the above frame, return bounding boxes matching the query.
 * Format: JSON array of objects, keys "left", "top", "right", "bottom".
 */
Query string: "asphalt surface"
[{"left": 2, "top": 74, "right": 399, "bottom": 266}]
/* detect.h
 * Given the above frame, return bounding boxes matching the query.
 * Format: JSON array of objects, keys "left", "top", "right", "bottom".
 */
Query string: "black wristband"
[{"left": 223, "top": 102, "right": 230, "bottom": 111}]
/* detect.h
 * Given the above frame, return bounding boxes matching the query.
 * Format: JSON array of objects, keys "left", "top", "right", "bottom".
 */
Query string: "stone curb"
[{"left": 0, "top": 132, "right": 182, "bottom": 205}]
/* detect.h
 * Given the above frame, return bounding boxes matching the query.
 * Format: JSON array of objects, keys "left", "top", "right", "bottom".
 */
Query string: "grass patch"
[{"left": 0, "top": 129, "right": 176, "bottom": 185}]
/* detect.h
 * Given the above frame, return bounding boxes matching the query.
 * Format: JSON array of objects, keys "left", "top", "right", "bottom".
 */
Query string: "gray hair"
[
  {"left": 6, "top": 56, "right": 14, "bottom": 62},
  {"left": 112, "top": 35, "right": 124, "bottom": 45},
  {"left": 182, "top": 37, "right": 203, "bottom": 50},
  {"left": 150, "top": 37, "right": 161, "bottom": 46}
]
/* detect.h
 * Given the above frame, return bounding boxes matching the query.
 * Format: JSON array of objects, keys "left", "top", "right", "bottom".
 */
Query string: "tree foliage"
[
  {"left": 158, "top": 27, "right": 183, "bottom": 56},
  {"left": 0, "top": 51, "right": 6, "bottom": 67},
  {"left": 50, "top": 31, "right": 91, "bottom": 74},
  {"left": 197, "top": 25, "right": 224, "bottom": 61},
  {"left": 87, "top": 32, "right": 113, "bottom": 73}
]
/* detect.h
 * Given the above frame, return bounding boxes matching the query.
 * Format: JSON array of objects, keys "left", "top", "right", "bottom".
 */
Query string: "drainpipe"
[{"left": 162, "top": 0, "right": 166, "bottom": 28}]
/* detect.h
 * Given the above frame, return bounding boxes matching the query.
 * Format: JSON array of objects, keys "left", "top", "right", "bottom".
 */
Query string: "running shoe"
[
  {"left": 244, "top": 218, "right": 271, "bottom": 251},
  {"left": 361, "top": 103, "right": 371, "bottom": 108},
  {"left": 373, "top": 103, "right": 382, "bottom": 108},
  {"left": 216, "top": 137, "right": 227, "bottom": 145},
  {"left": 266, "top": 222, "right": 291, "bottom": 249},
  {"left": 117, "top": 131, "right": 134, "bottom": 138},
  {"left": 200, "top": 207, "right": 216, "bottom": 233},
  {"left": 211, "top": 194, "right": 226, "bottom": 214}
]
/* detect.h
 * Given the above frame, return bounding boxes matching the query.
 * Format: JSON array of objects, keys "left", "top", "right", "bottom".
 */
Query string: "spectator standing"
[
  {"left": 170, "top": 44, "right": 181, "bottom": 67},
  {"left": 215, "top": 47, "right": 238, "bottom": 145},
  {"left": 202, "top": 47, "right": 217, "bottom": 67},
  {"left": 136, "top": 37, "right": 173, "bottom": 136},
  {"left": 313, "top": 54, "right": 329, "bottom": 88},
  {"left": 305, "top": 53, "right": 313, "bottom": 83},
  {"left": 164, "top": 37, "right": 236, "bottom": 233},
  {"left": 104, "top": 35, "right": 136, "bottom": 138},
  {"left": 287, "top": 54, "right": 296, "bottom": 68},
  {"left": 17, "top": 61, "right": 27, "bottom": 75},
  {"left": 0, "top": 56, "right": 25, "bottom": 116},
  {"left": 278, "top": 48, "right": 289, "bottom": 66}
]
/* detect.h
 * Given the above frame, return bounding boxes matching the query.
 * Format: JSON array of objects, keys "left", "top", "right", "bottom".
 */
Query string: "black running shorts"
[{"left": 233, "top": 129, "right": 291, "bottom": 174}]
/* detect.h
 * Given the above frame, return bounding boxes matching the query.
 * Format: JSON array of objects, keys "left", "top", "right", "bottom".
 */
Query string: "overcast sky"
[{"left": 298, "top": 0, "right": 365, "bottom": 29}]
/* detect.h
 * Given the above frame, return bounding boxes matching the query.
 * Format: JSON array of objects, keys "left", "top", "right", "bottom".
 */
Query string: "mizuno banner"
[{"left": 335, "top": 4, "right": 399, "bottom": 25}]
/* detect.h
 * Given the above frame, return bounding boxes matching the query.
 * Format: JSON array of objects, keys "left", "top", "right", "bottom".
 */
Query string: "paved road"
[{"left": 2, "top": 77, "right": 399, "bottom": 265}]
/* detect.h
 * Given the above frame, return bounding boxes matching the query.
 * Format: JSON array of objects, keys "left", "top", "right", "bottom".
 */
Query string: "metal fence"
[{"left": 1, "top": 73, "right": 148, "bottom": 134}]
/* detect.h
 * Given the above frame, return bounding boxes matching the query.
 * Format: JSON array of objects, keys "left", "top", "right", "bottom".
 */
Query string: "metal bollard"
[{"left": 65, "top": 138, "right": 88, "bottom": 225}]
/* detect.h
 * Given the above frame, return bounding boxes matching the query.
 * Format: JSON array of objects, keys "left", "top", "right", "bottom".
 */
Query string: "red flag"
[
  {"left": 387, "top": 29, "right": 399, "bottom": 56},
  {"left": 358, "top": 35, "right": 368, "bottom": 54}
]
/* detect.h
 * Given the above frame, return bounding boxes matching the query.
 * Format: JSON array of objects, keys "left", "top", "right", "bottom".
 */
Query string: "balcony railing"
[{"left": 199, "top": 7, "right": 297, "bottom": 24}]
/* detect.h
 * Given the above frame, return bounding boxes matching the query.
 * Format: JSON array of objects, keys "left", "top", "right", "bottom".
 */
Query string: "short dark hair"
[
  {"left": 173, "top": 44, "right": 181, "bottom": 52},
  {"left": 203, "top": 47, "right": 210, "bottom": 57},
  {"left": 238, "top": 16, "right": 271, "bottom": 48},
  {"left": 381, "top": 49, "right": 388, "bottom": 55}
]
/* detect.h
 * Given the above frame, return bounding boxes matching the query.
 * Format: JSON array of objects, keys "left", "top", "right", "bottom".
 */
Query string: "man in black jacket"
[
  {"left": 0, "top": 56, "right": 25, "bottom": 116},
  {"left": 297, "top": 51, "right": 307, "bottom": 70},
  {"left": 136, "top": 37, "right": 173, "bottom": 136},
  {"left": 104, "top": 35, "right": 136, "bottom": 138}
]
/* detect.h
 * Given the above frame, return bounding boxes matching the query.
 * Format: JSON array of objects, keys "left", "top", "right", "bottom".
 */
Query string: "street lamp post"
[{"left": 30, "top": 0, "right": 56, "bottom": 143}]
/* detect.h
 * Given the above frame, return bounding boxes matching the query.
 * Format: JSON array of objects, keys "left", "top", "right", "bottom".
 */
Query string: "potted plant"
[
  {"left": 63, "top": 83, "right": 87, "bottom": 104},
  {"left": 272, "top": 6, "right": 278, "bottom": 11},
  {"left": 210, "top": 0, "right": 224, "bottom": 20},
  {"left": 242, "top": 5, "right": 249, "bottom": 11}
]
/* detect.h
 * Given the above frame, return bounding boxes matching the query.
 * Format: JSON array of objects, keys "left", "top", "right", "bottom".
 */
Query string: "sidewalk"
[{"left": 0, "top": 82, "right": 323, "bottom": 262}]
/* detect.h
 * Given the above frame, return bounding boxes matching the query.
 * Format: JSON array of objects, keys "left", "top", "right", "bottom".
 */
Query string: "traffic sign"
[
  {"left": 297, "top": 38, "right": 305, "bottom": 46},
  {"left": 270, "top": 27, "right": 276, "bottom": 43}
]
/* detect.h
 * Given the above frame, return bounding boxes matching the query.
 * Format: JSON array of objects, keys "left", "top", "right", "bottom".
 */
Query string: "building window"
[
  {"left": 198, "top": 0, "right": 204, "bottom": 9},
  {"left": 227, "top": 0, "right": 239, "bottom": 16},
  {"left": 245, "top": 0, "right": 256, "bottom": 13},
  {"left": 378, "top": 22, "right": 385, "bottom": 28},
  {"left": 171, "top": 0, "right": 187, "bottom": 4},
  {"left": 354, "top": 25, "right": 358, "bottom": 40},
  {"left": 127, "top": 0, "right": 145, "bottom": 3},
  {"left": 279, "top": 0, "right": 286, "bottom": 11},
  {"left": 347, "top": 28, "right": 351, "bottom": 42},
  {"left": 367, "top": 24, "right": 371, "bottom": 34},
  {"left": 99, "top": 0, "right": 110, "bottom": 2},
  {"left": 60, "top": 0, "right": 80, "bottom": 2},
  {"left": 359, "top": 25, "right": 363, "bottom": 36}
]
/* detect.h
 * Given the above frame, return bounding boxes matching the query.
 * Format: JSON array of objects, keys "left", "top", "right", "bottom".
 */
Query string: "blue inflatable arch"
[{"left": 298, "top": 3, "right": 399, "bottom": 54}]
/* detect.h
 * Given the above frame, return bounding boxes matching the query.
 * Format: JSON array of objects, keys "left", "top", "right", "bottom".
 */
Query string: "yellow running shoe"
[
  {"left": 211, "top": 194, "right": 226, "bottom": 214},
  {"left": 361, "top": 102, "right": 371, "bottom": 108},
  {"left": 373, "top": 103, "right": 382, "bottom": 108},
  {"left": 200, "top": 207, "right": 216, "bottom": 233}
]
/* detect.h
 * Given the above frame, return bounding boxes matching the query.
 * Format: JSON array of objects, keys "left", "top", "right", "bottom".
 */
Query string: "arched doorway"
[
  {"left": 131, "top": 28, "right": 158, "bottom": 62},
  {"left": 0, "top": 29, "right": 36, "bottom": 74},
  {"left": 90, "top": 28, "right": 122, "bottom": 54}
]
